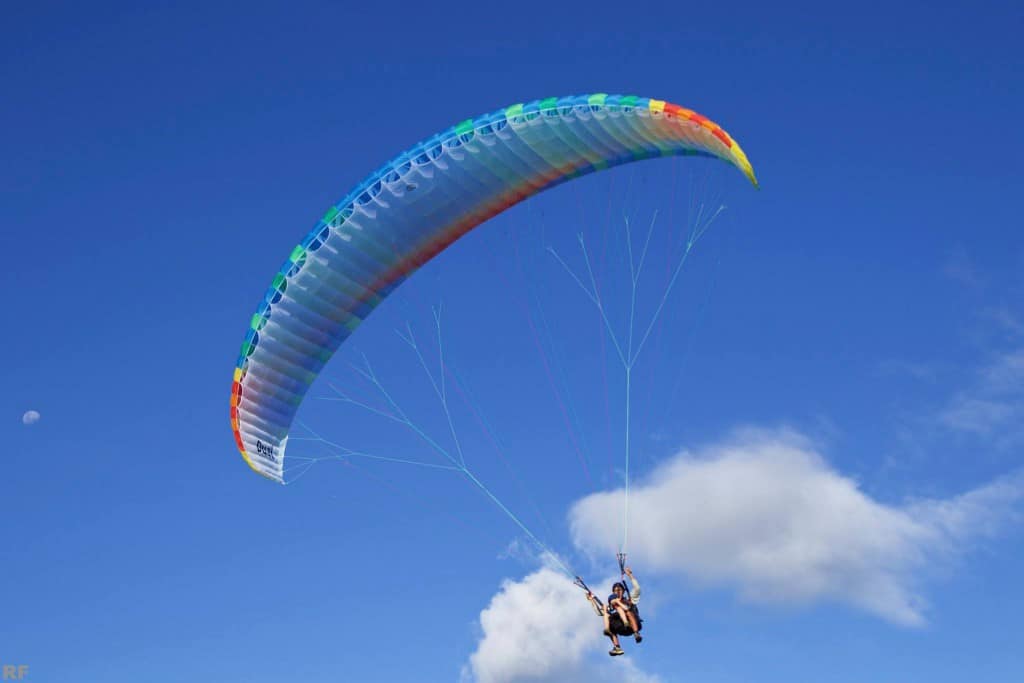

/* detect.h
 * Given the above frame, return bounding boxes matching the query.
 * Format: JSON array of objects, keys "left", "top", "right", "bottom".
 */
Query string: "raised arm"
[{"left": 624, "top": 567, "right": 641, "bottom": 602}]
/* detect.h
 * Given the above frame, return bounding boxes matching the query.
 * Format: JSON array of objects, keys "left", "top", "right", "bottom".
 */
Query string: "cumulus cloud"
[
  {"left": 569, "top": 428, "right": 1024, "bottom": 627},
  {"left": 22, "top": 410, "right": 40, "bottom": 425},
  {"left": 462, "top": 565, "right": 660, "bottom": 683},
  {"left": 464, "top": 428, "right": 1023, "bottom": 681}
]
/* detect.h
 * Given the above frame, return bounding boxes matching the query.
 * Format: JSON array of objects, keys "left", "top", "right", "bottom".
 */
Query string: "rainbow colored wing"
[{"left": 231, "top": 93, "right": 757, "bottom": 482}]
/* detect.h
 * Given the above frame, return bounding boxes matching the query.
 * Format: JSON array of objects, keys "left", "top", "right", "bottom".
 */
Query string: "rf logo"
[{"left": 2, "top": 665, "right": 28, "bottom": 680}]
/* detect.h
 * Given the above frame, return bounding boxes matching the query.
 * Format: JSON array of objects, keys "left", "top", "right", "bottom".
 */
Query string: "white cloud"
[
  {"left": 982, "top": 307, "right": 1024, "bottom": 339},
  {"left": 980, "top": 349, "right": 1024, "bottom": 391},
  {"left": 462, "top": 565, "right": 660, "bottom": 683},
  {"left": 939, "top": 349, "right": 1024, "bottom": 442},
  {"left": 569, "top": 428, "right": 1024, "bottom": 627},
  {"left": 940, "top": 396, "right": 1018, "bottom": 434},
  {"left": 22, "top": 410, "right": 40, "bottom": 425},
  {"left": 875, "top": 359, "right": 939, "bottom": 382},
  {"left": 464, "top": 428, "right": 1023, "bottom": 681}
]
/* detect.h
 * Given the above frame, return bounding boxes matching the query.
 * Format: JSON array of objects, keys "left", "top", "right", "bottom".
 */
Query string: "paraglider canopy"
[{"left": 230, "top": 93, "right": 757, "bottom": 483}]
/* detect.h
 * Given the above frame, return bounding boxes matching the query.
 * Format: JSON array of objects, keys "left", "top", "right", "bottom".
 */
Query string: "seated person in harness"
[{"left": 585, "top": 566, "right": 643, "bottom": 656}]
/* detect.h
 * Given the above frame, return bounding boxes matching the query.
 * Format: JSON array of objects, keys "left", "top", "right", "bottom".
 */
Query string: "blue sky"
[{"left": 3, "top": 1, "right": 1023, "bottom": 682}]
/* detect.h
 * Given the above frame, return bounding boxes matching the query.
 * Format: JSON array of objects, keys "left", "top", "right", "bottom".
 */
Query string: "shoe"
[
  {"left": 609, "top": 647, "right": 625, "bottom": 656},
  {"left": 634, "top": 633, "right": 643, "bottom": 644}
]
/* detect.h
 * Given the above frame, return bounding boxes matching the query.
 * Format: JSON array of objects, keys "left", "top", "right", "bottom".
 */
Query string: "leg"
[
  {"left": 604, "top": 612, "right": 623, "bottom": 655},
  {"left": 624, "top": 608, "right": 640, "bottom": 633},
  {"left": 610, "top": 600, "right": 634, "bottom": 633},
  {"left": 603, "top": 613, "right": 620, "bottom": 645},
  {"left": 607, "top": 631, "right": 622, "bottom": 656},
  {"left": 625, "top": 608, "right": 642, "bottom": 643}
]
